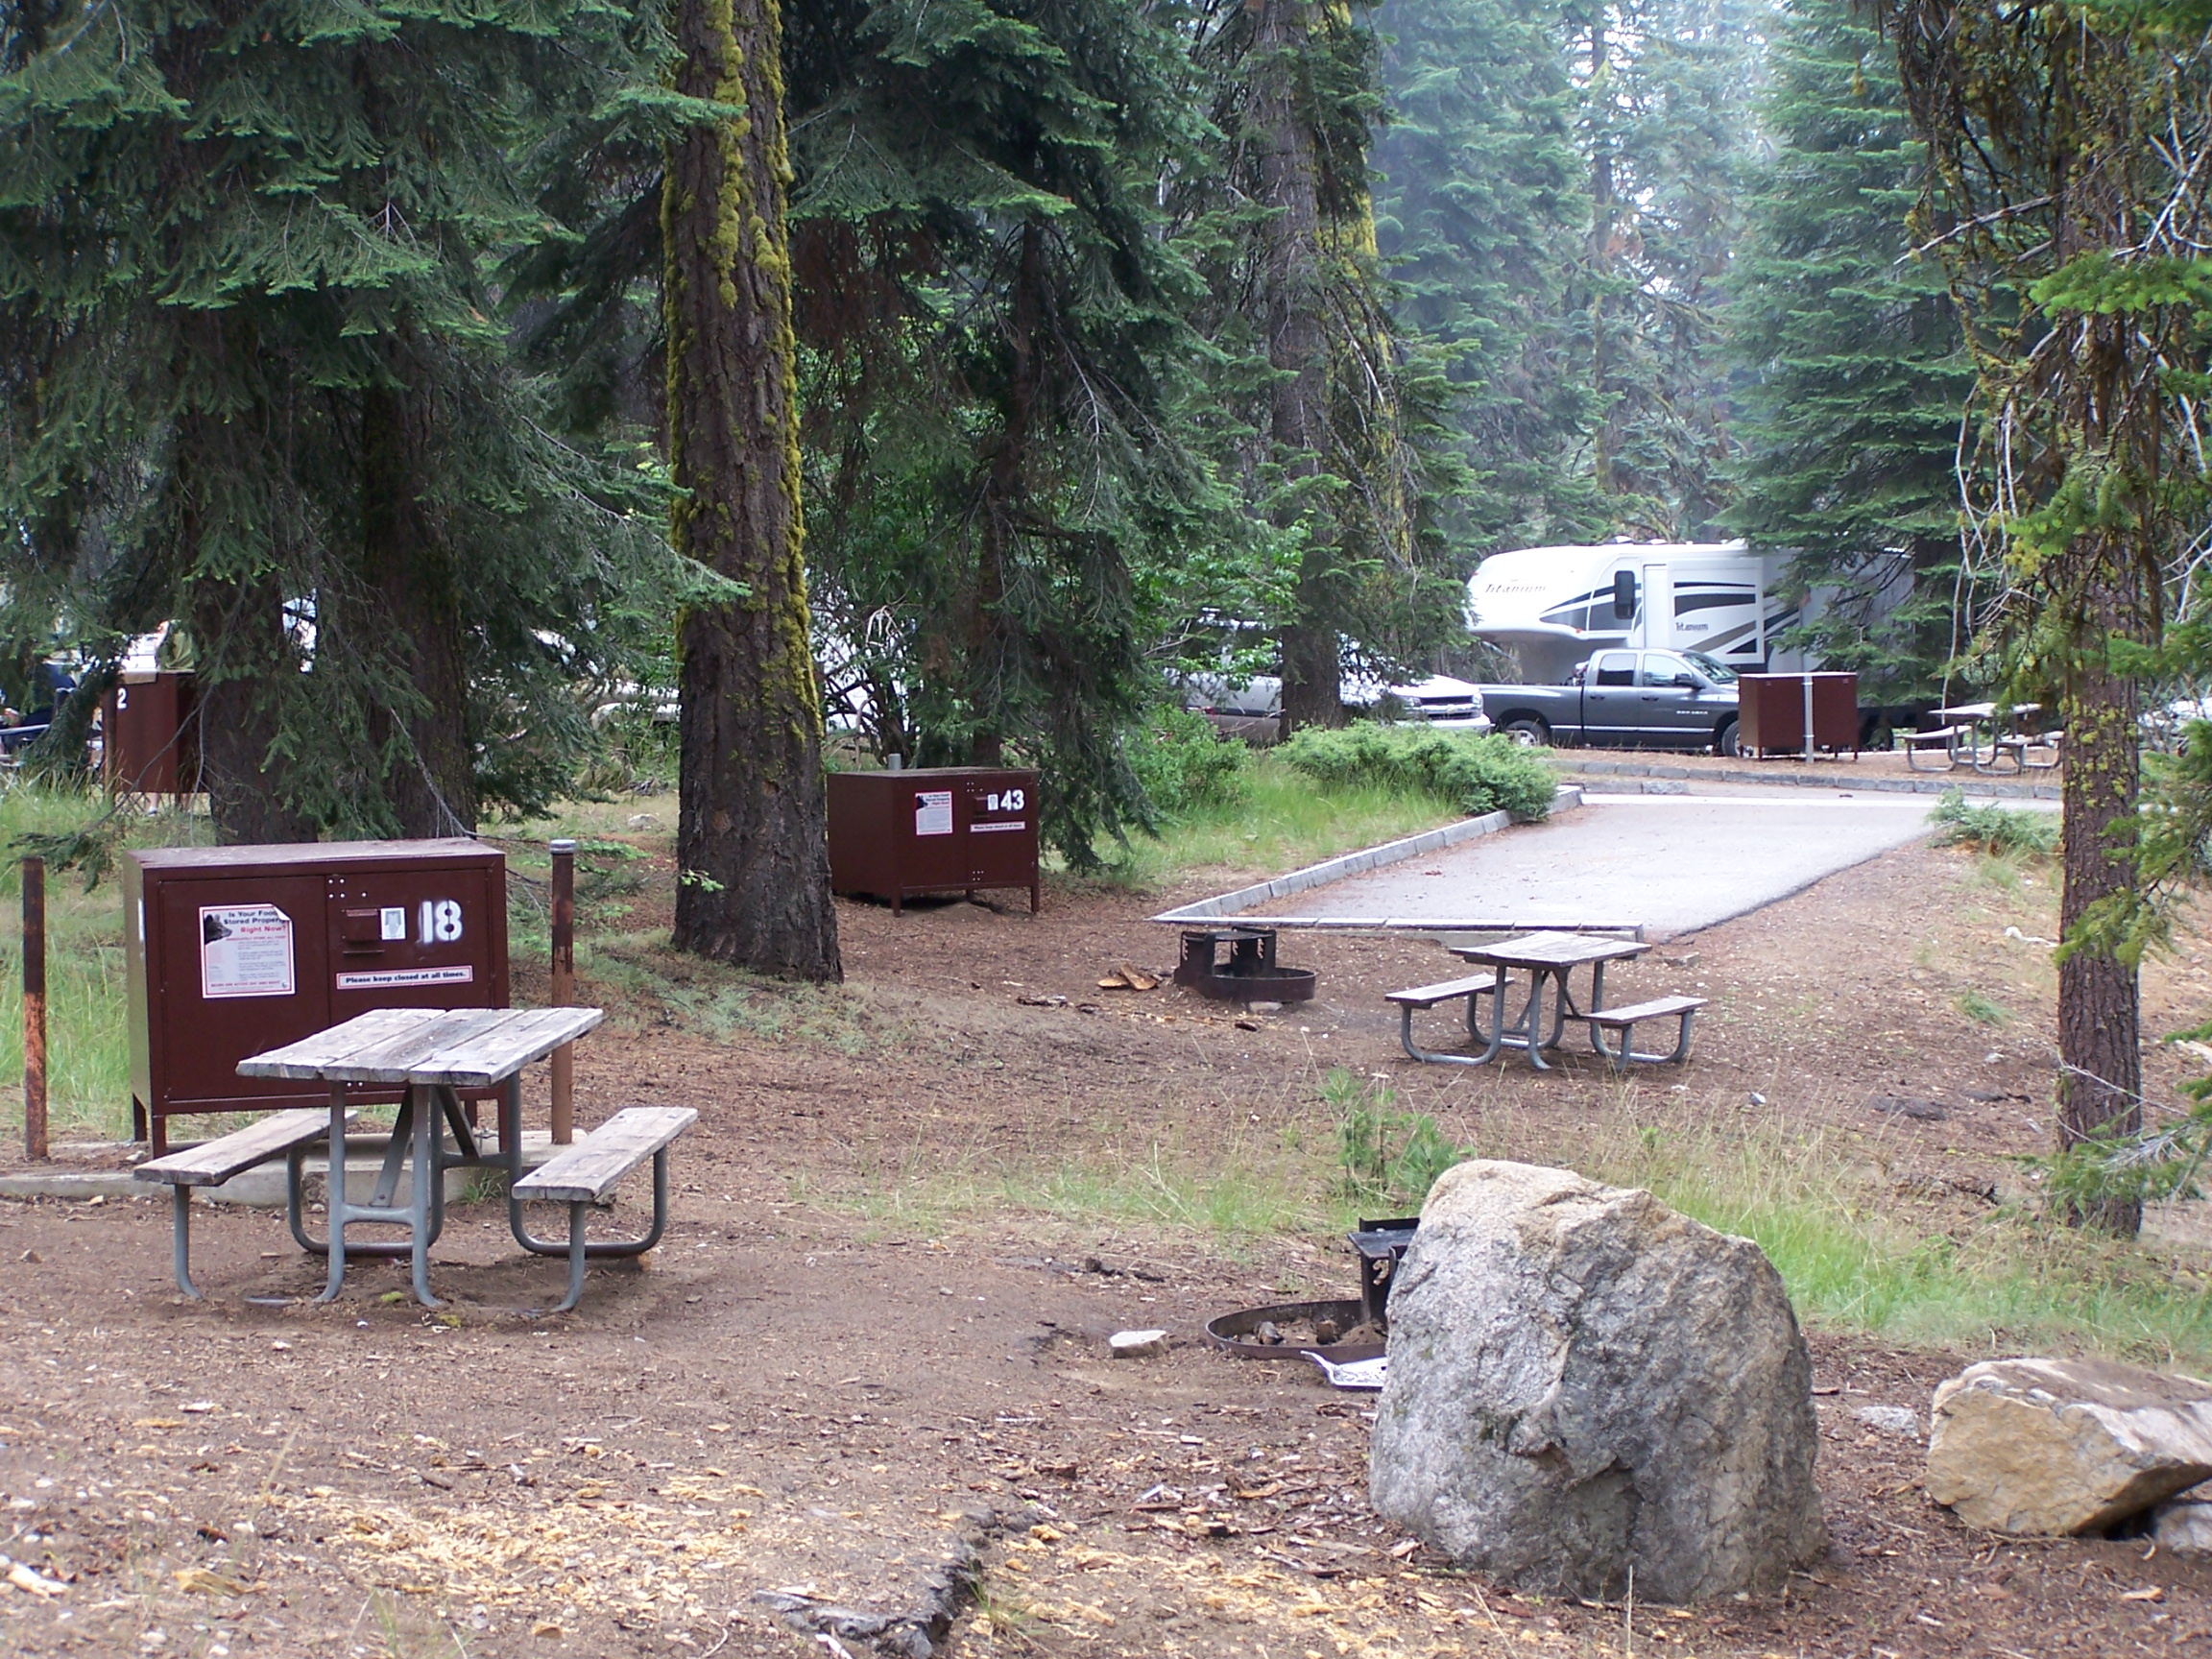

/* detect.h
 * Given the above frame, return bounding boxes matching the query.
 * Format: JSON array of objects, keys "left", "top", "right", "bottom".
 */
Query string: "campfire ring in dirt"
[
  {"left": 1172, "top": 927, "right": 1317, "bottom": 1003},
  {"left": 1206, "top": 1298, "right": 1383, "bottom": 1362}
]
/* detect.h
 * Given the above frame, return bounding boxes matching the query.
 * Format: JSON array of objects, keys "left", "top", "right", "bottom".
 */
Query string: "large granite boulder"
[
  {"left": 1368, "top": 1160, "right": 1825, "bottom": 1603},
  {"left": 1925, "top": 1358, "right": 2212, "bottom": 1534}
]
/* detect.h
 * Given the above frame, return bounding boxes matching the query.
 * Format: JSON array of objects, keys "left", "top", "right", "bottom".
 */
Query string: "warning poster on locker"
[
  {"left": 914, "top": 789, "right": 953, "bottom": 836},
  {"left": 200, "top": 904, "right": 296, "bottom": 999}
]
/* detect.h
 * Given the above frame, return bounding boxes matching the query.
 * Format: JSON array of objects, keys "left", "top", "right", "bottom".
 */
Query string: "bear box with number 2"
[
  {"left": 125, "top": 839, "right": 510, "bottom": 1152},
  {"left": 827, "top": 767, "right": 1041, "bottom": 915}
]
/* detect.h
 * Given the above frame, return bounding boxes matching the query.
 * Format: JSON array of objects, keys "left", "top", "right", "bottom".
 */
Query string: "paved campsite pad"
[
  {"left": 1273, "top": 787, "right": 2030, "bottom": 937},
  {"left": 3, "top": 825, "right": 2212, "bottom": 1654}
]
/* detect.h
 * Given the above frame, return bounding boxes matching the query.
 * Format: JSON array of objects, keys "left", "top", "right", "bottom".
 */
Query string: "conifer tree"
[
  {"left": 1883, "top": 0, "right": 2212, "bottom": 1235},
  {"left": 1196, "top": 0, "right": 1432, "bottom": 733},
  {"left": 1726, "top": 0, "right": 1973, "bottom": 706},
  {"left": 507, "top": 0, "right": 1233, "bottom": 863},
  {"left": 786, "top": 1, "right": 1227, "bottom": 857},
  {"left": 1568, "top": 0, "right": 1766, "bottom": 537},
  {"left": 1372, "top": 0, "right": 1601, "bottom": 553},
  {"left": 0, "top": 1, "right": 667, "bottom": 841}
]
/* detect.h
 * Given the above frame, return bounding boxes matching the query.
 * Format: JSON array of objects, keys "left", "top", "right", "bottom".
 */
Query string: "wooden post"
[
  {"left": 549, "top": 839, "right": 575, "bottom": 1145},
  {"left": 23, "top": 855, "right": 46, "bottom": 1162}
]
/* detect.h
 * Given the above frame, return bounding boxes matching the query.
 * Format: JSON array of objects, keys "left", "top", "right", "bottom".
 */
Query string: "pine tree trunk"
[
  {"left": 1587, "top": 18, "right": 1617, "bottom": 499},
  {"left": 970, "top": 223, "right": 1043, "bottom": 770},
  {"left": 664, "top": 0, "right": 841, "bottom": 980},
  {"left": 1252, "top": 0, "right": 1344, "bottom": 736},
  {"left": 173, "top": 369, "right": 316, "bottom": 846},
  {"left": 361, "top": 373, "right": 476, "bottom": 837},
  {"left": 2055, "top": 534, "right": 2145, "bottom": 1236},
  {"left": 190, "top": 578, "right": 317, "bottom": 846}
]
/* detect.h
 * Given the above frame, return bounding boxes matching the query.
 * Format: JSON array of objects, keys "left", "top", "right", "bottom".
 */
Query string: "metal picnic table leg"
[
  {"left": 408, "top": 1083, "right": 441, "bottom": 1308},
  {"left": 551, "top": 1201, "right": 590, "bottom": 1314},
  {"left": 169, "top": 1185, "right": 204, "bottom": 1300},
  {"left": 315, "top": 1084, "right": 350, "bottom": 1304},
  {"left": 1543, "top": 967, "right": 1575, "bottom": 1049},
  {"left": 369, "top": 1093, "right": 413, "bottom": 1209},
  {"left": 1500, "top": 968, "right": 1550, "bottom": 1070}
]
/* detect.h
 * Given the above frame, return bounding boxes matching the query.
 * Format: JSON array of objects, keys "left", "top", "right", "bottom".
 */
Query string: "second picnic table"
[
  {"left": 1446, "top": 930, "right": 1649, "bottom": 1070},
  {"left": 237, "top": 1005, "right": 609, "bottom": 1307}
]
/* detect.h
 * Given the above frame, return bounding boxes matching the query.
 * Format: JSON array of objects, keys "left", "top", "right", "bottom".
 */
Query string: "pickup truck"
[{"left": 1482, "top": 648, "right": 1742, "bottom": 755}]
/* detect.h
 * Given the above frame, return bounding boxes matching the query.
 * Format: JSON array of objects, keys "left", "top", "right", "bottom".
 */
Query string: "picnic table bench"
[
  {"left": 1585, "top": 994, "right": 1705, "bottom": 1070},
  {"left": 515, "top": 1106, "right": 698, "bottom": 1311},
  {"left": 1903, "top": 725, "right": 1974, "bottom": 771},
  {"left": 1384, "top": 974, "right": 1504, "bottom": 1065},
  {"left": 133, "top": 1107, "right": 355, "bottom": 1299}
]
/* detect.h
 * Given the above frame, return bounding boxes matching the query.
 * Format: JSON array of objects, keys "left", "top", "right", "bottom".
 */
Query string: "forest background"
[
  {"left": 13, "top": 0, "right": 2212, "bottom": 1234},
  {"left": 0, "top": 0, "right": 1969, "bottom": 858}
]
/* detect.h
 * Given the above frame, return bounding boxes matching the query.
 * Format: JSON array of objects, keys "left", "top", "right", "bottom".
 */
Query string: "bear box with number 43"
[
  {"left": 827, "top": 767, "right": 1041, "bottom": 916},
  {"left": 124, "top": 840, "right": 511, "bottom": 1152}
]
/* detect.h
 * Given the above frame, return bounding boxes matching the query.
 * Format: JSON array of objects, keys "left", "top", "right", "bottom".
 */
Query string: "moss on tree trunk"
[{"left": 663, "top": 0, "right": 841, "bottom": 980}]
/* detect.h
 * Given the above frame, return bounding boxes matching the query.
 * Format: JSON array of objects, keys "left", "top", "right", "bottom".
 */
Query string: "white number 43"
[{"left": 986, "top": 788, "right": 1026, "bottom": 813}]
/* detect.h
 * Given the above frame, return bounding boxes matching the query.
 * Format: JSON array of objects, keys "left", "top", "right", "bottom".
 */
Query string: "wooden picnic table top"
[
  {"left": 236, "top": 1006, "right": 604, "bottom": 1088},
  {"left": 1450, "top": 931, "right": 1649, "bottom": 971},
  {"left": 1934, "top": 701, "right": 2040, "bottom": 722}
]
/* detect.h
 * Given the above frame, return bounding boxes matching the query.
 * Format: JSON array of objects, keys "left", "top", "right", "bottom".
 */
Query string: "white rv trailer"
[{"left": 1467, "top": 541, "right": 1811, "bottom": 686}]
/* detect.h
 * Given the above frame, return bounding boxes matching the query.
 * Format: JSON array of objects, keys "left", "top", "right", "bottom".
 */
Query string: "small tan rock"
[
  {"left": 2152, "top": 1489, "right": 2212, "bottom": 1552},
  {"left": 1926, "top": 1358, "right": 2212, "bottom": 1534},
  {"left": 1110, "top": 1329, "right": 1168, "bottom": 1358}
]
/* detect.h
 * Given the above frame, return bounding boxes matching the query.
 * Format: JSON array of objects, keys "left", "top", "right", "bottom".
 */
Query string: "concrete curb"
[
  {"left": 0, "top": 1170, "right": 137, "bottom": 1202},
  {"left": 1547, "top": 754, "right": 2061, "bottom": 800},
  {"left": 1150, "top": 783, "right": 1582, "bottom": 926},
  {"left": 0, "top": 1132, "right": 563, "bottom": 1210}
]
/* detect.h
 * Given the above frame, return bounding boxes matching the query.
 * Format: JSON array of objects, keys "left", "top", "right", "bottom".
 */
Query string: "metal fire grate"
[
  {"left": 1172, "top": 927, "right": 1317, "bottom": 1003},
  {"left": 1347, "top": 1216, "right": 1419, "bottom": 1329}
]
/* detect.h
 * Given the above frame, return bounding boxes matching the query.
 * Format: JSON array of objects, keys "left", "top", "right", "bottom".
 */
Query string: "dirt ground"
[{"left": 3, "top": 809, "right": 2210, "bottom": 1658}]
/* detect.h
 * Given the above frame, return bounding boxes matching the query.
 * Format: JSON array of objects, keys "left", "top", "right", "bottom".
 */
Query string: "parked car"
[
  {"left": 1481, "top": 649, "right": 1742, "bottom": 755},
  {"left": 1177, "top": 667, "right": 1492, "bottom": 741}
]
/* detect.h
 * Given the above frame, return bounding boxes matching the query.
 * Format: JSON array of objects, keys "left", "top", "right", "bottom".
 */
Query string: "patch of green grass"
[
  {"left": 797, "top": 1120, "right": 1332, "bottom": 1245},
  {"left": 1929, "top": 790, "right": 2059, "bottom": 858},
  {"left": 1522, "top": 1105, "right": 2212, "bottom": 1368},
  {"left": 1957, "top": 988, "right": 2014, "bottom": 1025},
  {"left": 1070, "top": 752, "right": 1465, "bottom": 892},
  {"left": 581, "top": 932, "right": 888, "bottom": 1053},
  {"left": 781, "top": 1071, "right": 2212, "bottom": 1366},
  {"left": 0, "top": 786, "right": 214, "bottom": 1142}
]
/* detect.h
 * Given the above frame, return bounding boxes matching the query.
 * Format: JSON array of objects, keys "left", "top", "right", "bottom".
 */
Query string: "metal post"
[
  {"left": 1802, "top": 673, "right": 1815, "bottom": 765},
  {"left": 549, "top": 838, "right": 575, "bottom": 1145},
  {"left": 23, "top": 855, "right": 46, "bottom": 1162}
]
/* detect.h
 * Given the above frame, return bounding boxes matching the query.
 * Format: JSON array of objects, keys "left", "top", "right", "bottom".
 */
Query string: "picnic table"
[
  {"left": 1445, "top": 931, "right": 1651, "bottom": 1070},
  {"left": 236, "top": 1005, "right": 607, "bottom": 1308},
  {"left": 1917, "top": 702, "right": 2058, "bottom": 774}
]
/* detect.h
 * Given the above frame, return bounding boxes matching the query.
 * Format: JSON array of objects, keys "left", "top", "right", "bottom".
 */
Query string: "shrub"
[
  {"left": 1325, "top": 1068, "right": 1470, "bottom": 1208},
  {"left": 1928, "top": 790, "right": 2058, "bottom": 857},
  {"left": 1127, "top": 707, "right": 1250, "bottom": 816},
  {"left": 1278, "top": 723, "right": 1557, "bottom": 821}
]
